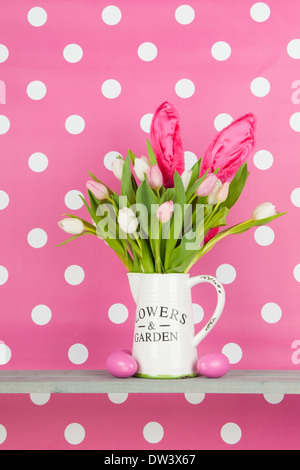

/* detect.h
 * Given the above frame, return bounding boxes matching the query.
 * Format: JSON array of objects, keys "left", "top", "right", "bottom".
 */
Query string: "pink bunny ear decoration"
[
  {"left": 150, "top": 101, "right": 185, "bottom": 188},
  {"left": 200, "top": 114, "right": 256, "bottom": 183}
]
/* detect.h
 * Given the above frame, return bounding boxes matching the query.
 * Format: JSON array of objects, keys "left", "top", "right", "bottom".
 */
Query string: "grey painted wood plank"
[{"left": 0, "top": 370, "right": 299, "bottom": 394}]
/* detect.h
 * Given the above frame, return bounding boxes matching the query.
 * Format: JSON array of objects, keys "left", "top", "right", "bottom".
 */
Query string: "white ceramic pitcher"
[{"left": 128, "top": 273, "right": 225, "bottom": 379}]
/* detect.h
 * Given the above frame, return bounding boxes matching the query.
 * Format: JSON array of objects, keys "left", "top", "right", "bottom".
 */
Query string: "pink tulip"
[
  {"left": 147, "top": 164, "right": 163, "bottom": 190},
  {"left": 217, "top": 182, "right": 230, "bottom": 203},
  {"left": 86, "top": 180, "right": 109, "bottom": 201},
  {"left": 200, "top": 114, "right": 256, "bottom": 183},
  {"left": 150, "top": 101, "right": 185, "bottom": 188},
  {"left": 156, "top": 201, "right": 174, "bottom": 223},
  {"left": 195, "top": 174, "right": 218, "bottom": 197}
]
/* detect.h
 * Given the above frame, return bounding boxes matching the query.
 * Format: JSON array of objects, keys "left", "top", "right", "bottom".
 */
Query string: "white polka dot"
[
  {"left": 30, "top": 393, "right": 51, "bottom": 405},
  {"left": 0, "top": 342, "right": 11, "bottom": 365},
  {"left": 68, "top": 344, "right": 89, "bottom": 365},
  {"left": 27, "top": 228, "right": 48, "bottom": 248},
  {"left": 175, "top": 5, "right": 195, "bottom": 24},
  {"left": 184, "top": 393, "right": 205, "bottom": 404},
  {"left": 27, "top": 80, "right": 47, "bottom": 100},
  {"left": 184, "top": 151, "right": 198, "bottom": 170},
  {"left": 102, "top": 5, "right": 122, "bottom": 25},
  {"left": 222, "top": 343, "right": 242, "bottom": 364},
  {"left": 63, "top": 44, "right": 83, "bottom": 63},
  {"left": 261, "top": 302, "right": 282, "bottom": 324},
  {"left": 0, "top": 191, "right": 9, "bottom": 210},
  {"left": 250, "top": 77, "right": 270, "bottom": 97},
  {"left": 0, "top": 115, "right": 10, "bottom": 134},
  {"left": 0, "top": 425, "right": 7, "bottom": 445},
  {"left": 64, "top": 265, "right": 85, "bottom": 286},
  {"left": 0, "top": 45, "right": 9, "bottom": 63},
  {"left": 254, "top": 226, "right": 275, "bottom": 246},
  {"left": 65, "top": 115, "right": 85, "bottom": 134},
  {"left": 140, "top": 113, "right": 153, "bottom": 133},
  {"left": 104, "top": 151, "right": 123, "bottom": 170},
  {"left": 175, "top": 78, "right": 195, "bottom": 98},
  {"left": 108, "top": 393, "right": 128, "bottom": 404},
  {"left": 108, "top": 303, "right": 129, "bottom": 324},
  {"left": 290, "top": 112, "right": 300, "bottom": 132},
  {"left": 221, "top": 423, "right": 242, "bottom": 445},
  {"left": 216, "top": 264, "right": 236, "bottom": 284},
  {"left": 27, "top": 7, "right": 47, "bottom": 27},
  {"left": 253, "top": 150, "right": 273, "bottom": 170},
  {"left": 211, "top": 41, "right": 231, "bottom": 61},
  {"left": 263, "top": 393, "right": 284, "bottom": 404},
  {"left": 214, "top": 113, "right": 233, "bottom": 131},
  {"left": 287, "top": 39, "right": 300, "bottom": 59},
  {"left": 0, "top": 266, "right": 8, "bottom": 286},
  {"left": 64, "top": 423, "right": 85, "bottom": 445},
  {"left": 143, "top": 422, "right": 164, "bottom": 444},
  {"left": 192, "top": 303, "right": 204, "bottom": 324},
  {"left": 31, "top": 305, "right": 52, "bottom": 326},
  {"left": 101, "top": 79, "right": 121, "bottom": 99},
  {"left": 291, "top": 188, "right": 300, "bottom": 207},
  {"left": 28, "top": 152, "right": 48, "bottom": 172},
  {"left": 64, "top": 190, "right": 84, "bottom": 210},
  {"left": 250, "top": 2, "right": 270, "bottom": 22},
  {"left": 137, "top": 42, "right": 158, "bottom": 62},
  {"left": 294, "top": 264, "right": 300, "bottom": 282}
]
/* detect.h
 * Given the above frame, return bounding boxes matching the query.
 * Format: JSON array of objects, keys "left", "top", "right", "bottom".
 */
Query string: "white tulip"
[
  {"left": 252, "top": 202, "right": 276, "bottom": 220},
  {"left": 207, "top": 179, "right": 222, "bottom": 205},
  {"left": 58, "top": 218, "right": 84, "bottom": 235},
  {"left": 118, "top": 207, "right": 139, "bottom": 234},
  {"left": 112, "top": 158, "right": 124, "bottom": 181},
  {"left": 134, "top": 156, "right": 150, "bottom": 182},
  {"left": 181, "top": 169, "right": 192, "bottom": 191}
]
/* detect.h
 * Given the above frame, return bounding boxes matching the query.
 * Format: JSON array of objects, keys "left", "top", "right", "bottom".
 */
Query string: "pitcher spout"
[{"left": 127, "top": 273, "right": 142, "bottom": 303}]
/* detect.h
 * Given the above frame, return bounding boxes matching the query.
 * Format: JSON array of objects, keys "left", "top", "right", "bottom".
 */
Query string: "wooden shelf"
[{"left": 0, "top": 370, "right": 299, "bottom": 394}]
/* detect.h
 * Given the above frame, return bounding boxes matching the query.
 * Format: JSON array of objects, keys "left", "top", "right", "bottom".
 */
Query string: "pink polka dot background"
[{"left": 0, "top": 0, "right": 299, "bottom": 450}]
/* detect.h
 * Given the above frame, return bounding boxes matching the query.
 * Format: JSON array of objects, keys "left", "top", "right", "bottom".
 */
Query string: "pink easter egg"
[
  {"left": 197, "top": 353, "right": 230, "bottom": 378},
  {"left": 117, "top": 348, "right": 132, "bottom": 355},
  {"left": 106, "top": 351, "right": 137, "bottom": 378}
]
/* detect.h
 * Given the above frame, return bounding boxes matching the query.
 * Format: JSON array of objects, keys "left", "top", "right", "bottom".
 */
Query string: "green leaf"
[
  {"left": 136, "top": 179, "right": 159, "bottom": 246},
  {"left": 187, "top": 158, "right": 202, "bottom": 189},
  {"left": 146, "top": 139, "right": 158, "bottom": 166},
  {"left": 199, "top": 212, "right": 287, "bottom": 262},
  {"left": 167, "top": 232, "right": 201, "bottom": 273},
  {"left": 128, "top": 149, "right": 138, "bottom": 165},
  {"left": 186, "top": 169, "right": 209, "bottom": 202},
  {"left": 222, "top": 162, "right": 249, "bottom": 210},
  {"left": 173, "top": 170, "right": 187, "bottom": 211},
  {"left": 206, "top": 206, "right": 230, "bottom": 229},
  {"left": 159, "top": 187, "right": 175, "bottom": 204},
  {"left": 163, "top": 172, "right": 187, "bottom": 270},
  {"left": 121, "top": 152, "right": 136, "bottom": 206},
  {"left": 56, "top": 231, "right": 93, "bottom": 247}
]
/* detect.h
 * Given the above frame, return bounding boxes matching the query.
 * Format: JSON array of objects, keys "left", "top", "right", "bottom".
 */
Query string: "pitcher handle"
[{"left": 187, "top": 275, "right": 225, "bottom": 348}]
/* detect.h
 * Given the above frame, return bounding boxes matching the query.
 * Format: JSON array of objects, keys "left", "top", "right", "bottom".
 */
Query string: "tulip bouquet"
[{"left": 58, "top": 101, "right": 285, "bottom": 273}]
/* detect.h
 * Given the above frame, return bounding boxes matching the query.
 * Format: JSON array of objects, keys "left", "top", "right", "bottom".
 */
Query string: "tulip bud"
[
  {"left": 58, "top": 218, "right": 84, "bottom": 235},
  {"left": 112, "top": 158, "right": 124, "bottom": 181},
  {"left": 156, "top": 201, "right": 174, "bottom": 223},
  {"left": 118, "top": 207, "right": 139, "bottom": 234},
  {"left": 181, "top": 170, "right": 192, "bottom": 191},
  {"left": 134, "top": 156, "right": 150, "bottom": 182},
  {"left": 195, "top": 174, "right": 218, "bottom": 197},
  {"left": 86, "top": 180, "right": 109, "bottom": 201},
  {"left": 207, "top": 179, "right": 222, "bottom": 205},
  {"left": 252, "top": 202, "right": 276, "bottom": 220},
  {"left": 217, "top": 182, "right": 230, "bottom": 203},
  {"left": 147, "top": 165, "right": 163, "bottom": 190}
]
